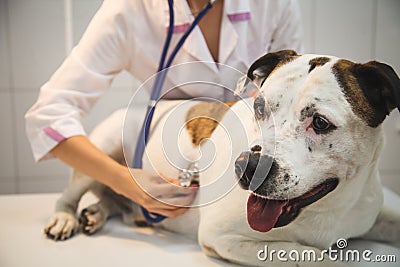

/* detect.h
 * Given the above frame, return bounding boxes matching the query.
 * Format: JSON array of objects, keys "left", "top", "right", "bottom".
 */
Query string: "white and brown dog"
[{"left": 45, "top": 50, "right": 400, "bottom": 266}]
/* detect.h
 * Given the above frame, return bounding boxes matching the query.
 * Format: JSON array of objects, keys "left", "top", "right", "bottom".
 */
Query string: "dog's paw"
[
  {"left": 79, "top": 204, "right": 106, "bottom": 235},
  {"left": 44, "top": 211, "right": 79, "bottom": 241}
]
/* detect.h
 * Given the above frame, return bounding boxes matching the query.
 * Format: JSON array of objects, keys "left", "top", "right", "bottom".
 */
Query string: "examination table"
[{"left": 1, "top": 189, "right": 399, "bottom": 267}]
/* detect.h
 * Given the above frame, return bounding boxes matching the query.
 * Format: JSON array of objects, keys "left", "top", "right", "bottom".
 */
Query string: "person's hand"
[{"left": 117, "top": 168, "right": 198, "bottom": 218}]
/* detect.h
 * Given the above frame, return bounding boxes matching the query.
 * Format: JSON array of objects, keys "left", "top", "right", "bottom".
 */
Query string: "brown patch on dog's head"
[
  {"left": 185, "top": 102, "right": 236, "bottom": 146},
  {"left": 308, "top": 57, "right": 331, "bottom": 73},
  {"left": 332, "top": 59, "right": 400, "bottom": 127}
]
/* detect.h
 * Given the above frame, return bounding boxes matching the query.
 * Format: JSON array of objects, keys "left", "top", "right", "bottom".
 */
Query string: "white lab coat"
[{"left": 25, "top": 0, "right": 303, "bottom": 162}]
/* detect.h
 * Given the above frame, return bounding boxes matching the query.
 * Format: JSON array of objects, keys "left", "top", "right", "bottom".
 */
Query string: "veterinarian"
[{"left": 25, "top": 0, "right": 303, "bottom": 219}]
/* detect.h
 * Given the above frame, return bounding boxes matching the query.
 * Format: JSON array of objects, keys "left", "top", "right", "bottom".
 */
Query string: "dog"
[{"left": 44, "top": 50, "right": 400, "bottom": 266}]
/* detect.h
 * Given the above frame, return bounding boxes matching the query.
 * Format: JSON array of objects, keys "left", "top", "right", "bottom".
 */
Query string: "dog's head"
[{"left": 235, "top": 50, "right": 400, "bottom": 232}]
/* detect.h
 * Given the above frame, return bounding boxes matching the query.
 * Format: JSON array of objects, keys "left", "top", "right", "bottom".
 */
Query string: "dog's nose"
[
  {"left": 235, "top": 151, "right": 253, "bottom": 189},
  {"left": 235, "top": 145, "right": 273, "bottom": 190}
]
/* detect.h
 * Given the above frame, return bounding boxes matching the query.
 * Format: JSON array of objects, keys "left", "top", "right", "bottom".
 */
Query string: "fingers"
[
  {"left": 140, "top": 185, "right": 198, "bottom": 218},
  {"left": 158, "top": 173, "right": 181, "bottom": 186},
  {"left": 142, "top": 186, "right": 197, "bottom": 208},
  {"left": 162, "top": 192, "right": 197, "bottom": 207},
  {"left": 156, "top": 182, "right": 197, "bottom": 197},
  {"left": 141, "top": 197, "right": 191, "bottom": 218},
  {"left": 144, "top": 174, "right": 198, "bottom": 205},
  {"left": 128, "top": 168, "right": 199, "bottom": 218},
  {"left": 144, "top": 206, "right": 190, "bottom": 218}
]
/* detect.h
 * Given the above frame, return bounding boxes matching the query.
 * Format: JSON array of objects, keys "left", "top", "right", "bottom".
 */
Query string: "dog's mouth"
[{"left": 247, "top": 178, "right": 339, "bottom": 232}]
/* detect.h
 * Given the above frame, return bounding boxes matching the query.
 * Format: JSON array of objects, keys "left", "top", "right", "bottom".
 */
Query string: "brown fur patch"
[
  {"left": 308, "top": 57, "right": 330, "bottom": 73},
  {"left": 332, "top": 59, "right": 376, "bottom": 126},
  {"left": 185, "top": 102, "right": 236, "bottom": 146}
]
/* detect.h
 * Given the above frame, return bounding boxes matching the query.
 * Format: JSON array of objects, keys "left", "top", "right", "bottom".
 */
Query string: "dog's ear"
[
  {"left": 248, "top": 50, "right": 298, "bottom": 88},
  {"left": 235, "top": 50, "right": 298, "bottom": 95},
  {"left": 353, "top": 61, "right": 400, "bottom": 115},
  {"left": 333, "top": 60, "right": 400, "bottom": 127}
]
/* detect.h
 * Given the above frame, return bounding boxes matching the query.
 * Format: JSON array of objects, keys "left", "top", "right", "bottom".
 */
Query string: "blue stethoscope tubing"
[{"left": 133, "top": 0, "right": 214, "bottom": 223}]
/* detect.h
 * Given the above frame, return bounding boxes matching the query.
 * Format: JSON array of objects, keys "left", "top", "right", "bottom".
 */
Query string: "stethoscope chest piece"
[{"left": 179, "top": 162, "right": 200, "bottom": 187}]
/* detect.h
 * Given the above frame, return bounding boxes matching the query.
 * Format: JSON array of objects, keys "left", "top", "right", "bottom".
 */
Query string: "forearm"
[{"left": 50, "top": 135, "right": 133, "bottom": 195}]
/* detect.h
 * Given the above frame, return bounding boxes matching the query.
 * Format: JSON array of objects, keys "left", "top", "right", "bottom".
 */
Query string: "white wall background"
[{"left": 0, "top": 0, "right": 399, "bottom": 194}]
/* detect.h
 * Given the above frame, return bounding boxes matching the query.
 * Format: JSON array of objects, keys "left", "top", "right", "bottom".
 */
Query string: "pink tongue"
[{"left": 247, "top": 194, "right": 287, "bottom": 232}]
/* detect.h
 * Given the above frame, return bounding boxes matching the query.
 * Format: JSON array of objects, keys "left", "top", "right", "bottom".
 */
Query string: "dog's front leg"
[
  {"left": 200, "top": 236, "right": 349, "bottom": 267},
  {"left": 44, "top": 170, "right": 97, "bottom": 240}
]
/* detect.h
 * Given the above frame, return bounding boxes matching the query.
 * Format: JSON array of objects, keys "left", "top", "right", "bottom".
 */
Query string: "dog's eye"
[
  {"left": 254, "top": 94, "right": 266, "bottom": 120},
  {"left": 312, "top": 116, "right": 331, "bottom": 133}
]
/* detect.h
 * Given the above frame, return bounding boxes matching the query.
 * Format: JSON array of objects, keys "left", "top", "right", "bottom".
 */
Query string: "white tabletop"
[
  {"left": 0, "top": 193, "right": 239, "bottom": 267},
  {"left": 0, "top": 191, "right": 399, "bottom": 267}
]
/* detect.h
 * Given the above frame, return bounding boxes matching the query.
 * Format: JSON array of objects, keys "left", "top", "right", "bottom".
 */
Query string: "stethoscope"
[{"left": 132, "top": 0, "right": 216, "bottom": 223}]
